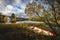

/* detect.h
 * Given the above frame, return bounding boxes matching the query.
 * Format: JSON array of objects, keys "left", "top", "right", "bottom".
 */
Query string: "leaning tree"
[{"left": 25, "top": 1, "right": 60, "bottom": 38}]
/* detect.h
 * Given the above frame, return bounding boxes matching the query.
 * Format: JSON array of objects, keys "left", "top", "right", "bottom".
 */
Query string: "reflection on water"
[{"left": 16, "top": 21, "right": 44, "bottom": 24}]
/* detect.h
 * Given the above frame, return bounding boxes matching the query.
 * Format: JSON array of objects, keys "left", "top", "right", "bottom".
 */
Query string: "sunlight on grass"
[{"left": 57, "top": 20, "right": 60, "bottom": 24}]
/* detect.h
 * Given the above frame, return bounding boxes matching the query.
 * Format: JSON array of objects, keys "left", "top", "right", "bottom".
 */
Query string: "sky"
[{"left": 0, "top": 0, "right": 49, "bottom": 18}]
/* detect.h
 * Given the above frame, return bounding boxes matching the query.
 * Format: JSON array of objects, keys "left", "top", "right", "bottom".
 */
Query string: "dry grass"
[
  {"left": 57, "top": 20, "right": 60, "bottom": 24},
  {"left": 0, "top": 23, "right": 59, "bottom": 40}
]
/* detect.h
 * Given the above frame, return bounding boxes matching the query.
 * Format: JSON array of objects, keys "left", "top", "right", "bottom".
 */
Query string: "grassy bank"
[{"left": 0, "top": 23, "right": 58, "bottom": 40}]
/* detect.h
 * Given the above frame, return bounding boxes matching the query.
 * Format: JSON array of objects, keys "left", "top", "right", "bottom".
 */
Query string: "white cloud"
[
  {"left": 2, "top": 5, "right": 14, "bottom": 15},
  {"left": 0, "top": 0, "right": 6, "bottom": 11},
  {"left": 0, "top": 0, "right": 33, "bottom": 18},
  {"left": 6, "top": 5, "right": 14, "bottom": 10},
  {"left": 14, "top": 0, "right": 22, "bottom": 5},
  {"left": 1, "top": 5, "right": 28, "bottom": 18}
]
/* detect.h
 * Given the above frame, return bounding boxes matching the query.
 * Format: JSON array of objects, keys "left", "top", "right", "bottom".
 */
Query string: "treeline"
[{"left": 0, "top": 13, "right": 16, "bottom": 23}]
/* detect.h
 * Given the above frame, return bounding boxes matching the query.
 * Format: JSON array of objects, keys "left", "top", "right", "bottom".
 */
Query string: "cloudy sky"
[{"left": 0, "top": 0, "right": 48, "bottom": 18}]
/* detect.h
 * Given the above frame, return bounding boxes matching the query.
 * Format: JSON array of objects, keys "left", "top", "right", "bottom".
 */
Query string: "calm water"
[{"left": 16, "top": 21, "right": 44, "bottom": 24}]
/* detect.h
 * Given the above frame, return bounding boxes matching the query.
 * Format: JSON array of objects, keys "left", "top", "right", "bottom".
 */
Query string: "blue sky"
[{"left": 0, "top": 0, "right": 49, "bottom": 18}]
